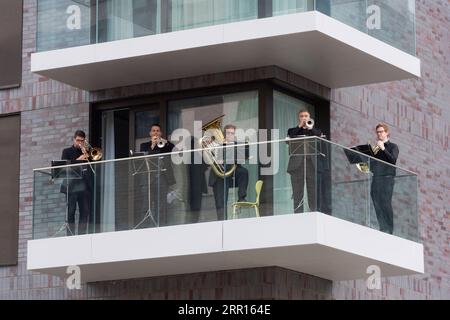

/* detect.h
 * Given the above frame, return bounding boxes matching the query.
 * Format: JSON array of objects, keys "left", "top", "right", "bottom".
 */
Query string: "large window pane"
[{"left": 171, "top": 0, "right": 258, "bottom": 31}]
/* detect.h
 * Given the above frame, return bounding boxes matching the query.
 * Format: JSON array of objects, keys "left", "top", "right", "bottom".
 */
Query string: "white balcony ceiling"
[
  {"left": 28, "top": 213, "right": 424, "bottom": 283},
  {"left": 31, "top": 11, "right": 421, "bottom": 91}
]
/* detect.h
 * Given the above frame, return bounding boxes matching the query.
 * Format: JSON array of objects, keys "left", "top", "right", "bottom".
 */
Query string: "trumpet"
[
  {"left": 80, "top": 140, "right": 103, "bottom": 161},
  {"left": 305, "top": 118, "right": 315, "bottom": 130},
  {"left": 156, "top": 137, "right": 168, "bottom": 148}
]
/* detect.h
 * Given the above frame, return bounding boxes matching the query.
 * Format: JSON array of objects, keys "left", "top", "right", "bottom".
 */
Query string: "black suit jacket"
[
  {"left": 140, "top": 140, "right": 176, "bottom": 186},
  {"left": 287, "top": 126, "right": 324, "bottom": 173},
  {"left": 371, "top": 141, "right": 399, "bottom": 176}
]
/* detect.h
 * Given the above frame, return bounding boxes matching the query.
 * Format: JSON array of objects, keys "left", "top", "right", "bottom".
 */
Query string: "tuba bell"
[{"left": 199, "top": 116, "right": 236, "bottom": 178}]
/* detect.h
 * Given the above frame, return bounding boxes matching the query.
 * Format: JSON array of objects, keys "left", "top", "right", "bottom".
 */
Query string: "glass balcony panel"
[
  {"left": 36, "top": 0, "right": 416, "bottom": 55},
  {"left": 33, "top": 137, "right": 419, "bottom": 243}
]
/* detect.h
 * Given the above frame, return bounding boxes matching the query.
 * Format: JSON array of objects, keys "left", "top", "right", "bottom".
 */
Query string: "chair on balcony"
[{"left": 232, "top": 180, "right": 263, "bottom": 219}]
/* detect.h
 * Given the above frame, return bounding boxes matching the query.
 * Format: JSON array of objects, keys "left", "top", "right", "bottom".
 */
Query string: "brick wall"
[{"left": 330, "top": 0, "right": 450, "bottom": 299}]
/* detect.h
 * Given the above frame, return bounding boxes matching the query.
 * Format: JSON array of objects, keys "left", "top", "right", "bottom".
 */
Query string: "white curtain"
[
  {"left": 106, "top": 0, "right": 134, "bottom": 41},
  {"left": 171, "top": 0, "right": 258, "bottom": 31},
  {"left": 273, "top": 91, "right": 315, "bottom": 214},
  {"left": 100, "top": 111, "right": 116, "bottom": 232},
  {"left": 272, "top": 0, "right": 313, "bottom": 16}
]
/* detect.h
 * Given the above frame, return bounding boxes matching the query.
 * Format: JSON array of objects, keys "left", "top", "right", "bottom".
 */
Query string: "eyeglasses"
[{"left": 376, "top": 131, "right": 385, "bottom": 134}]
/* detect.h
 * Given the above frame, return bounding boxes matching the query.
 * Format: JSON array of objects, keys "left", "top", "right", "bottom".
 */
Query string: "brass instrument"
[
  {"left": 356, "top": 142, "right": 381, "bottom": 173},
  {"left": 199, "top": 116, "right": 236, "bottom": 178},
  {"left": 305, "top": 118, "right": 315, "bottom": 130},
  {"left": 157, "top": 138, "right": 168, "bottom": 149},
  {"left": 80, "top": 140, "right": 103, "bottom": 161}
]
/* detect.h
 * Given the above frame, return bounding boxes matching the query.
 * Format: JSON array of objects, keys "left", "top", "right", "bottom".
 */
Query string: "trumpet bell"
[{"left": 306, "top": 119, "right": 315, "bottom": 130}]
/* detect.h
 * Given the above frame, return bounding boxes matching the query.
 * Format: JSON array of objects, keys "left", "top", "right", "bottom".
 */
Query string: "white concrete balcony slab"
[
  {"left": 31, "top": 11, "right": 421, "bottom": 91},
  {"left": 27, "top": 212, "right": 424, "bottom": 283}
]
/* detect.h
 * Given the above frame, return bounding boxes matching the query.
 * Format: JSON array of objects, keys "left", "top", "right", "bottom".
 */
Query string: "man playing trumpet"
[
  {"left": 287, "top": 109, "right": 324, "bottom": 214},
  {"left": 138, "top": 124, "right": 175, "bottom": 227}
]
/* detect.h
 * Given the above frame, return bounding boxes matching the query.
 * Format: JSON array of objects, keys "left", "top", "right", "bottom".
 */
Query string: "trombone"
[{"left": 80, "top": 140, "right": 103, "bottom": 161}]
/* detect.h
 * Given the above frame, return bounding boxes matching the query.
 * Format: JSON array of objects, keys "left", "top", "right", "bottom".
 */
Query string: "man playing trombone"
[{"left": 60, "top": 130, "right": 93, "bottom": 235}]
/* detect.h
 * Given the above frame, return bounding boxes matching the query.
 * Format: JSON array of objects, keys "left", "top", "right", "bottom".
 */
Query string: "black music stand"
[
  {"left": 344, "top": 144, "right": 374, "bottom": 172},
  {"left": 288, "top": 137, "right": 325, "bottom": 213},
  {"left": 51, "top": 160, "right": 82, "bottom": 236},
  {"left": 131, "top": 154, "right": 166, "bottom": 229},
  {"left": 221, "top": 142, "right": 250, "bottom": 219}
]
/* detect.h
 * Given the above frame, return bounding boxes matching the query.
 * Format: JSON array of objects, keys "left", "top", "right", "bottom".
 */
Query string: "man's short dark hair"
[
  {"left": 73, "top": 130, "right": 86, "bottom": 139},
  {"left": 150, "top": 123, "right": 161, "bottom": 130},
  {"left": 298, "top": 109, "right": 310, "bottom": 116}
]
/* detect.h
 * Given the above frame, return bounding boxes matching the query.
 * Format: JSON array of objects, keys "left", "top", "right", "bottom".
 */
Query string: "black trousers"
[
  {"left": 371, "top": 176, "right": 395, "bottom": 234},
  {"left": 290, "top": 163, "right": 317, "bottom": 214},
  {"left": 212, "top": 166, "right": 249, "bottom": 221},
  {"left": 67, "top": 191, "right": 90, "bottom": 235}
]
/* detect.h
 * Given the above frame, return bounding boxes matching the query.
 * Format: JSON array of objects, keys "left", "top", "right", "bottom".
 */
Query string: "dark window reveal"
[{"left": 0, "top": 0, "right": 23, "bottom": 89}]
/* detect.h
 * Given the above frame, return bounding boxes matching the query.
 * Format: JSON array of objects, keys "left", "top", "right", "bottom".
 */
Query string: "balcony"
[
  {"left": 31, "top": 0, "right": 420, "bottom": 90},
  {"left": 28, "top": 137, "right": 424, "bottom": 283}
]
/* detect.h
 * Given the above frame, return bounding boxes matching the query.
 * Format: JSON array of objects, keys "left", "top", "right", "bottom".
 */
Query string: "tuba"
[{"left": 199, "top": 116, "right": 236, "bottom": 178}]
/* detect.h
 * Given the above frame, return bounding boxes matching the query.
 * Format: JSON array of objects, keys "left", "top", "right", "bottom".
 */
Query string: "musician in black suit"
[
  {"left": 208, "top": 124, "right": 249, "bottom": 221},
  {"left": 60, "top": 130, "right": 92, "bottom": 235},
  {"left": 370, "top": 123, "right": 399, "bottom": 234},
  {"left": 138, "top": 124, "right": 175, "bottom": 227},
  {"left": 287, "top": 110, "right": 324, "bottom": 214}
]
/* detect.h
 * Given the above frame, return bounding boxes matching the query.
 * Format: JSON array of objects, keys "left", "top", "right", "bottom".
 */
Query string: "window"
[
  {"left": 0, "top": 115, "right": 20, "bottom": 265},
  {"left": 0, "top": 0, "right": 23, "bottom": 89}
]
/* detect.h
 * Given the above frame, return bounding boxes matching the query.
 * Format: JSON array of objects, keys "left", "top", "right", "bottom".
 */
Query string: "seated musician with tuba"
[
  {"left": 61, "top": 130, "right": 96, "bottom": 235},
  {"left": 205, "top": 123, "right": 249, "bottom": 221}
]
